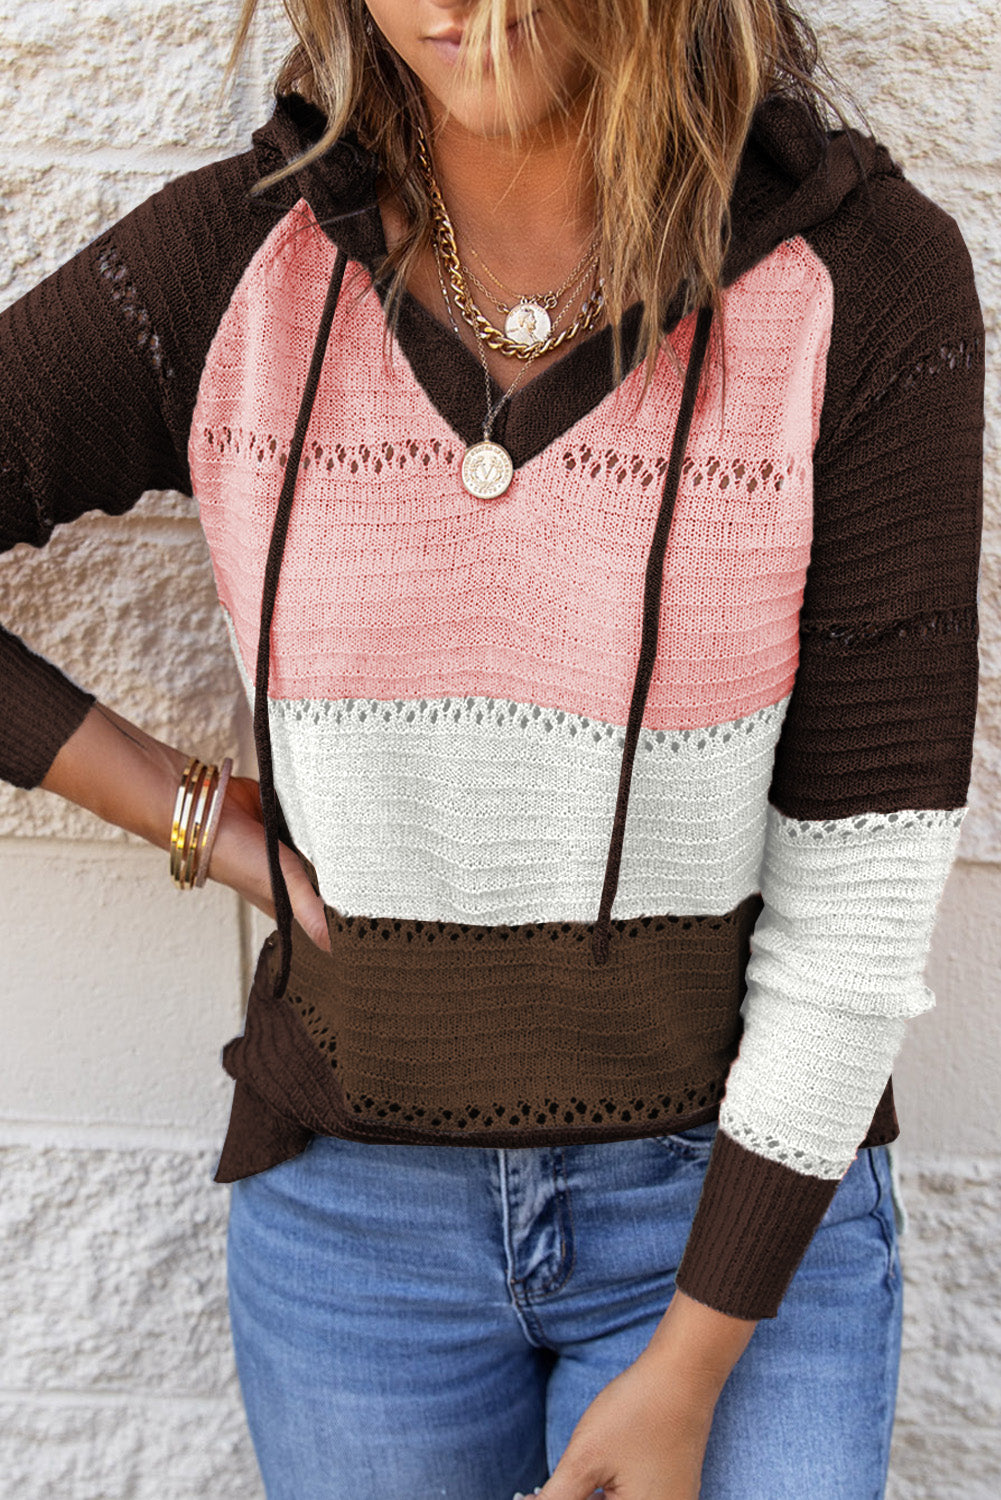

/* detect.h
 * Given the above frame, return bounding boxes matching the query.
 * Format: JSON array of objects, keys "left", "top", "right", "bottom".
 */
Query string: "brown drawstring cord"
[
  {"left": 254, "top": 247, "right": 349, "bottom": 999},
  {"left": 254, "top": 258, "right": 708, "bottom": 991},
  {"left": 591, "top": 304, "right": 714, "bottom": 967}
]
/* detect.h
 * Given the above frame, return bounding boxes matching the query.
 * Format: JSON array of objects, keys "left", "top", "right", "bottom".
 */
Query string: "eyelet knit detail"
[
  {"left": 800, "top": 605, "right": 978, "bottom": 649},
  {"left": 201, "top": 427, "right": 460, "bottom": 475},
  {"left": 873, "top": 334, "right": 983, "bottom": 405},
  {"left": 96, "top": 240, "right": 174, "bottom": 385},
  {"left": 326, "top": 908, "right": 745, "bottom": 943},
  {"left": 335, "top": 1081, "right": 727, "bottom": 1132},
  {"left": 270, "top": 692, "right": 789, "bottom": 759},
  {"left": 716, "top": 1112, "right": 848, "bottom": 1179},
  {"left": 775, "top": 806, "right": 965, "bottom": 845},
  {"left": 559, "top": 447, "right": 800, "bottom": 495}
]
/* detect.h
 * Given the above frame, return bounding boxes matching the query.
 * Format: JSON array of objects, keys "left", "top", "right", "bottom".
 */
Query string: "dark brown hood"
[{"left": 250, "top": 90, "right": 902, "bottom": 296}]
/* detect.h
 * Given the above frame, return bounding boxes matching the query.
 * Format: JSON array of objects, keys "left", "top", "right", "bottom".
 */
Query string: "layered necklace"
[
  {"left": 416, "top": 127, "right": 606, "bottom": 499},
  {"left": 463, "top": 239, "right": 600, "bottom": 351}
]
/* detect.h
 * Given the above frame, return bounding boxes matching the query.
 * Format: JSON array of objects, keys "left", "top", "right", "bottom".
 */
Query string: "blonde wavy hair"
[{"left": 230, "top": 0, "right": 845, "bottom": 383}]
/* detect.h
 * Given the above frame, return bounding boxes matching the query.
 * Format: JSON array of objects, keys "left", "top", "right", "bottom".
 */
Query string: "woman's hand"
[
  {"left": 206, "top": 774, "right": 332, "bottom": 954},
  {"left": 538, "top": 1289, "right": 757, "bottom": 1500},
  {"left": 40, "top": 703, "right": 332, "bottom": 955},
  {"left": 537, "top": 1348, "right": 716, "bottom": 1500}
]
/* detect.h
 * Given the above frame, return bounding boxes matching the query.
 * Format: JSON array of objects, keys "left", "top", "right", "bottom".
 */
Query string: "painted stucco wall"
[{"left": 0, "top": 2, "right": 998, "bottom": 1495}]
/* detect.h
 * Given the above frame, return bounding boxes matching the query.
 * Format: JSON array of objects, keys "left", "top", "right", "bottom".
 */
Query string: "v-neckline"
[{"left": 336, "top": 198, "right": 660, "bottom": 470}]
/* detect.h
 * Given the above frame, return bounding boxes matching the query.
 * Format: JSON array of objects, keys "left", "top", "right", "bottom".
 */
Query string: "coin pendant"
[
  {"left": 504, "top": 300, "right": 552, "bottom": 348},
  {"left": 462, "top": 441, "right": 514, "bottom": 500}
]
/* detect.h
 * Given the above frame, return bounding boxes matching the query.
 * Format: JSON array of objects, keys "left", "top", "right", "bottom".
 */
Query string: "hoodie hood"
[{"left": 249, "top": 89, "right": 902, "bottom": 297}]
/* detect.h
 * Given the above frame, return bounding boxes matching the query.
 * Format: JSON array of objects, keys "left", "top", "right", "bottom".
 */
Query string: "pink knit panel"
[{"left": 191, "top": 201, "right": 832, "bottom": 730}]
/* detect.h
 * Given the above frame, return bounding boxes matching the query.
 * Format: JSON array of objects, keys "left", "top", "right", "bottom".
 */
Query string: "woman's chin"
[{"left": 422, "top": 77, "right": 585, "bottom": 144}]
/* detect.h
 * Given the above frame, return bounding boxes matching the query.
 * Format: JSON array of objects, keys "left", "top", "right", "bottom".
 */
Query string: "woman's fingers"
[
  {"left": 535, "top": 1349, "right": 712, "bottom": 1500},
  {"left": 205, "top": 779, "right": 332, "bottom": 954},
  {"left": 536, "top": 1457, "right": 609, "bottom": 1500},
  {"left": 514, "top": 1491, "right": 604, "bottom": 1500},
  {"left": 278, "top": 841, "right": 332, "bottom": 953}
]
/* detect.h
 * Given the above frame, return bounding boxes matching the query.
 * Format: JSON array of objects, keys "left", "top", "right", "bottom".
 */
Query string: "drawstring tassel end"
[
  {"left": 271, "top": 929, "right": 292, "bottom": 1000},
  {"left": 591, "top": 916, "right": 612, "bottom": 967}
]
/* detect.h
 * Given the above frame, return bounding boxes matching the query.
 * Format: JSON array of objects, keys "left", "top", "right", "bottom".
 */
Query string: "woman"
[{"left": 0, "top": 1, "right": 983, "bottom": 1497}]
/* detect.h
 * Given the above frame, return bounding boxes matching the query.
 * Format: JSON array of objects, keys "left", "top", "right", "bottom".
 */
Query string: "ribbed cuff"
[
  {"left": 676, "top": 1128, "right": 842, "bottom": 1320},
  {"left": 0, "top": 627, "right": 96, "bottom": 788}
]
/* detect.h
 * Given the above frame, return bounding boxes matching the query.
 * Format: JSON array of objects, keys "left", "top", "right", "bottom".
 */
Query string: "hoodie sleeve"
[
  {"left": 674, "top": 174, "right": 984, "bottom": 1320},
  {"left": 0, "top": 146, "right": 284, "bottom": 790},
  {"left": 0, "top": 229, "right": 190, "bottom": 787}
]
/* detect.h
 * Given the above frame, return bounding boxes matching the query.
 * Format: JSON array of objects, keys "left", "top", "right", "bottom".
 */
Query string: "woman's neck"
[
  {"left": 424, "top": 100, "right": 597, "bottom": 289},
  {"left": 378, "top": 95, "right": 602, "bottom": 391}
]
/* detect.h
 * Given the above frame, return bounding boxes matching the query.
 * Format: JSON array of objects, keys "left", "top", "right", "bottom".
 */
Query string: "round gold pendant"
[
  {"left": 505, "top": 300, "right": 552, "bottom": 348},
  {"left": 462, "top": 440, "right": 514, "bottom": 500}
]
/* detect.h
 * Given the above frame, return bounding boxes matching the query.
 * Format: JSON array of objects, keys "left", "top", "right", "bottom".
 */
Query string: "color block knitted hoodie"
[{"left": 0, "top": 93, "right": 984, "bottom": 1321}]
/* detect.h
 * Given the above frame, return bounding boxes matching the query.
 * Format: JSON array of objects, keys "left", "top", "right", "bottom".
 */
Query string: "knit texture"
[
  {"left": 194, "top": 189, "right": 979, "bottom": 1324},
  {"left": 0, "top": 141, "right": 309, "bottom": 783},
  {"left": 0, "top": 95, "right": 984, "bottom": 1321}
]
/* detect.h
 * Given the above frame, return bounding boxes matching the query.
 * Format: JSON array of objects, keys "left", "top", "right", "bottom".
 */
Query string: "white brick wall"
[{"left": 0, "top": 3, "right": 997, "bottom": 1496}]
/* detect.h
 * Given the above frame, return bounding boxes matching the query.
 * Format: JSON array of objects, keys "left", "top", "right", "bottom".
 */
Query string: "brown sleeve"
[
  {"left": 0, "top": 147, "right": 292, "bottom": 788},
  {"left": 675, "top": 174, "right": 984, "bottom": 1321}
]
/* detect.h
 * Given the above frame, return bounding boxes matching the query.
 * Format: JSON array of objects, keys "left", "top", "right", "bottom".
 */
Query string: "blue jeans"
[{"left": 226, "top": 1121, "right": 903, "bottom": 1499}]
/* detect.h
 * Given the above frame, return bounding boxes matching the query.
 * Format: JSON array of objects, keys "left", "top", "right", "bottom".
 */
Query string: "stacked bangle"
[{"left": 169, "top": 756, "right": 233, "bottom": 890}]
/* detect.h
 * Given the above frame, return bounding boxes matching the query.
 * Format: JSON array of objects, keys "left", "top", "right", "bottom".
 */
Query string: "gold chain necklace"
[
  {"left": 461, "top": 252, "right": 598, "bottom": 325},
  {"left": 465, "top": 235, "right": 600, "bottom": 318},
  {"left": 433, "top": 197, "right": 605, "bottom": 359},
  {"left": 416, "top": 128, "right": 606, "bottom": 361},
  {"left": 430, "top": 229, "right": 551, "bottom": 499}
]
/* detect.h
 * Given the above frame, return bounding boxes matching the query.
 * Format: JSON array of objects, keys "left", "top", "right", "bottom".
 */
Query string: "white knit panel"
[
  {"left": 225, "top": 604, "right": 789, "bottom": 922},
  {"left": 720, "top": 804, "right": 965, "bottom": 1177},
  {"left": 272, "top": 691, "right": 788, "bottom": 922}
]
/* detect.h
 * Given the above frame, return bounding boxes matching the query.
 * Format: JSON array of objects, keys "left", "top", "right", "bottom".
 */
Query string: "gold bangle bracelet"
[
  {"left": 176, "top": 764, "right": 206, "bottom": 886},
  {"left": 169, "top": 757, "right": 198, "bottom": 874},
  {"left": 169, "top": 759, "right": 202, "bottom": 887},
  {"left": 195, "top": 757, "right": 233, "bottom": 888},
  {"left": 182, "top": 764, "right": 217, "bottom": 889},
  {"left": 170, "top": 758, "right": 219, "bottom": 890}
]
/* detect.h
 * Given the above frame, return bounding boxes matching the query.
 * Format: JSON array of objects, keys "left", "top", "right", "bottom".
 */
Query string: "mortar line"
[{"left": 0, "top": 1387, "right": 241, "bottom": 1413}]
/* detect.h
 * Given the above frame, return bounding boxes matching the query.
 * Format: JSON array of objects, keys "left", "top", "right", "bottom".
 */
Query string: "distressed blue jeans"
[{"left": 226, "top": 1120, "right": 903, "bottom": 1499}]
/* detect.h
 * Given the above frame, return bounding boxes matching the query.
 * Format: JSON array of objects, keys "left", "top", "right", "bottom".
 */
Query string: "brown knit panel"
[
  {"left": 723, "top": 98, "right": 897, "bottom": 288},
  {"left": 0, "top": 238, "right": 180, "bottom": 784},
  {"left": 82, "top": 150, "right": 299, "bottom": 494},
  {"left": 215, "top": 899, "right": 756, "bottom": 1163},
  {"left": 1, "top": 151, "right": 281, "bottom": 551},
  {"left": 773, "top": 176, "right": 985, "bottom": 823},
  {"left": 216, "top": 923, "right": 899, "bottom": 1180},
  {"left": 769, "top": 626, "right": 980, "bottom": 818},
  {"left": 213, "top": 1074, "right": 314, "bottom": 1184},
  {"left": 0, "top": 148, "right": 295, "bottom": 788},
  {"left": 675, "top": 1130, "right": 841, "bottom": 1320},
  {"left": 311, "top": 896, "right": 760, "bottom": 1137}
]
